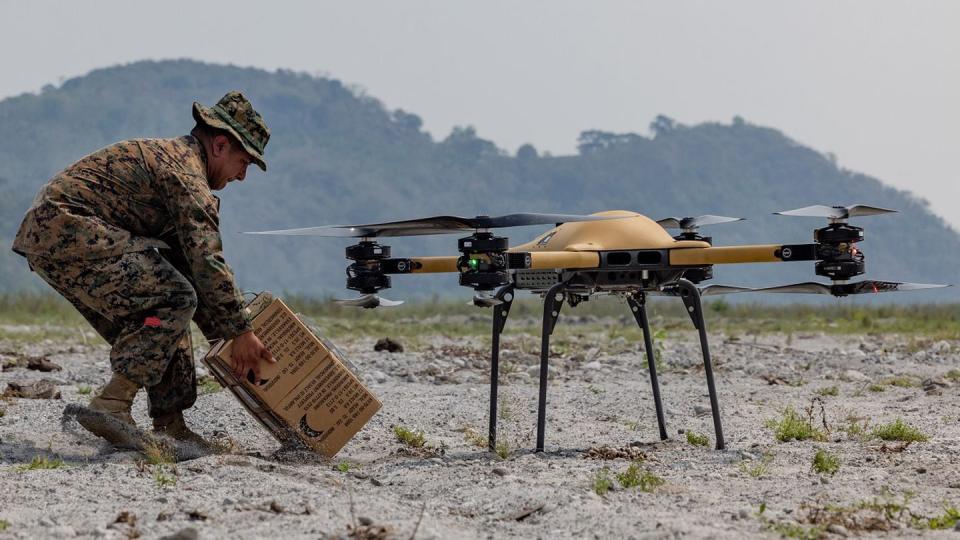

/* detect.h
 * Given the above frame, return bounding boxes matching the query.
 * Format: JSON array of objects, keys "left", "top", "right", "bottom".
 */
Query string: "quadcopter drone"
[{"left": 247, "top": 205, "right": 947, "bottom": 452}]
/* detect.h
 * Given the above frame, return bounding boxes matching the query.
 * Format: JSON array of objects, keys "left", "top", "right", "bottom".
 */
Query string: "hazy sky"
[{"left": 1, "top": 1, "right": 957, "bottom": 227}]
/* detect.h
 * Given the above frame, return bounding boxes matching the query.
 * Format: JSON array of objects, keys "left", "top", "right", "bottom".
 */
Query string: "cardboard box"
[{"left": 203, "top": 294, "right": 381, "bottom": 457}]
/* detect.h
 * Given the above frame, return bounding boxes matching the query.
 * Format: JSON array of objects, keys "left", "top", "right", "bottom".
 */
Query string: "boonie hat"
[{"left": 192, "top": 91, "right": 270, "bottom": 171}]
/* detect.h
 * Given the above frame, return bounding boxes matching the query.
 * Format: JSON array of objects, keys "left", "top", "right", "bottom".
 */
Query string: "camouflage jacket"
[{"left": 12, "top": 136, "right": 251, "bottom": 340}]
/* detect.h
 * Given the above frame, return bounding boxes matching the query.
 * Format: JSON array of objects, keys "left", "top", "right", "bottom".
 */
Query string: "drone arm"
[
  {"left": 409, "top": 256, "right": 459, "bottom": 273},
  {"left": 669, "top": 244, "right": 817, "bottom": 265}
]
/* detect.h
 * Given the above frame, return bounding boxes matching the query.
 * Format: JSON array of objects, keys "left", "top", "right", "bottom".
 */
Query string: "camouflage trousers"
[{"left": 27, "top": 249, "right": 199, "bottom": 418}]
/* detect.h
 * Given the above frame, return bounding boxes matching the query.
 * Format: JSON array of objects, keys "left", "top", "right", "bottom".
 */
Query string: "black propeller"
[
  {"left": 752, "top": 280, "right": 948, "bottom": 297},
  {"left": 653, "top": 284, "right": 754, "bottom": 296},
  {"left": 245, "top": 213, "right": 618, "bottom": 238},
  {"left": 774, "top": 204, "right": 896, "bottom": 220},
  {"left": 656, "top": 215, "right": 745, "bottom": 232},
  {"left": 334, "top": 294, "right": 404, "bottom": 309}
]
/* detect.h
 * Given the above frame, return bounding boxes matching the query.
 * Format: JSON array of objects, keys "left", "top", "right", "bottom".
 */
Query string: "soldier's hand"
[{"left": 231, "top": 330, "right": 275, "bottom": 381}]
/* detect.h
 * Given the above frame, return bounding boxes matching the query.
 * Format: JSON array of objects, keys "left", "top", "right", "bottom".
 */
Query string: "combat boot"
[
  {"left": 76, "top": 373, "right": 143, "bottom": 447},
  {"left": 153, "top": 411, "right": 214, "bottom": 450}
]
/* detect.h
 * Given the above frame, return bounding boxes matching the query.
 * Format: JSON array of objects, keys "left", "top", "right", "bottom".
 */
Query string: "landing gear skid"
[{"left": 486, "top": 278, "right": 726, "bottom": 453}]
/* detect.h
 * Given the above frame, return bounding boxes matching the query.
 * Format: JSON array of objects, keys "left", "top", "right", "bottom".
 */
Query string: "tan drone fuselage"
[{"left": 409, "top": 210, "right": 785, "bottom": 273}]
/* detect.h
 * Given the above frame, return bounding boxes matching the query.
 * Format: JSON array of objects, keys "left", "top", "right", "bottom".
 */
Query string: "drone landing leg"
[
  {"left": 627, "top": 293, "right": 668, "bottom": 441},
  {"left": 536, "top": 282, "right": 566, "bottom": 452},
  {"left": 677, "top": 278, "right": 726, "bottom": 450},
  {"left": 488, "top": 285, "right": 515, "bottom": 452}
]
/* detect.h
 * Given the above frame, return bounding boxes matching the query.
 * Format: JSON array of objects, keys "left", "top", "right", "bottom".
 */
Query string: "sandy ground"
[{"left": 1, "top": 323, "right": 959, "bottom": 539}]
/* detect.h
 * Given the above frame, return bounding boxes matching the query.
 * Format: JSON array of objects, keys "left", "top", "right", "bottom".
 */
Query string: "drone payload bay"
[{"left": 247, "top": 205, "right": 948, "bottom": 452}]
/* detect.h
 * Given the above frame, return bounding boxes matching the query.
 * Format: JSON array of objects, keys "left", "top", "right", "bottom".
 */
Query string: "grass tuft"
[
  {"left": 77, "top": 385, "right": 93, "bottom": 395},
  {"left": 926, "top": 504, "right": 960, "bottom": 530},
  {"left": 872, "top": 418, "right": 928, "bottom": 442},
  {"left": 616, "top": 462, "right": 664, "bottom": 492},
  {"left": 393, "top": 425, "right": 426, "bottom": 448},
  {"left": 17, "top": 455, "right": 64, "bottom": 472},
  {"left": 685, "top": 431, "right": 709, "bottom": 447},
  {"left": 198, "top": 376, "right": 222, "bottom": 395},
  {"left": 811, "top": 448, "right": 840, "bottom": 475},
  {"left": 591, "top": 467, "right": 613, "bottom": 496},
  {"left": 815, "top": 386, "right": 839, "bottom": 397},
  {"left": 766, "top": 407, "right": 827, "bottom": 442},
  {"left": 0, "top": 519, "right": 8, "bottom": 531},
  {"left": 740, "top": 454, "right": 773, "bottom": 478}
]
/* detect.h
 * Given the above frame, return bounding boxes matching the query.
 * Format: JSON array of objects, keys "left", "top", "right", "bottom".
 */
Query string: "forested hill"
[{"left": 0, "top": 60, "right": 956, "bottom": 302}]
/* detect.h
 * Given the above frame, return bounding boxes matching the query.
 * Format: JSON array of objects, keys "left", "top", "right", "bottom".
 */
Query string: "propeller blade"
[
  {"left": 699, "top": 285, "right": 754, "bottom": 296},
  {"left": 469, "top": 293, "right": 505, "bottom": 307},
  {"left": 836, "top": 280, "right": 949, "bottom": 295},
  {"left": 752, "top": 280, "right": 949, "bottom": 297},
  {"left": 649, "top": 284, "right": 752, "bottom": 296},
  {"left": 334, "top": 294, "right": 405, "bottom": 308},
  {"left": 774, "top": 204, "right": 897, "bottom": 219},
  {"left": 657, "top": 215, "right": 744, "bottom": 230},
  {"left": 752, "top": 282, "right": 833, "bottom": 294},
  {"left": 244, "top": 213, "right": 618, "bottom": 238}
]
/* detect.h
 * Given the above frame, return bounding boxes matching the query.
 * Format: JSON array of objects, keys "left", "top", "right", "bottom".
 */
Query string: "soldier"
[{"left": 11, "top": 91, "right": 275, "bottom": 448}]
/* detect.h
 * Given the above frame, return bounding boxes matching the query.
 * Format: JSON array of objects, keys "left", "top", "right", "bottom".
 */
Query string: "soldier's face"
[{"left": 209, "top": 136, "right": 253, "bottom": 191}]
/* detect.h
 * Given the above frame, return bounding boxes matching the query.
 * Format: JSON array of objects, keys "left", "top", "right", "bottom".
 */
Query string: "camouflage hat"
[{"left": 192, "top": 91, "right": 270, "bottom": 171}]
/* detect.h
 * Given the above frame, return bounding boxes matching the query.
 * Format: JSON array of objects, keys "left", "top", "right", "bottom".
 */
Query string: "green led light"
[{"left": 468, "top": 258, "right": 479, "bottom": 269}]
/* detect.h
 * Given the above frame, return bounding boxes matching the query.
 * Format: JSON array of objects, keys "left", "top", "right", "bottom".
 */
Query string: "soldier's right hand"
[{"left": 231, "top": 330, "right": 275, "bottom": 381}]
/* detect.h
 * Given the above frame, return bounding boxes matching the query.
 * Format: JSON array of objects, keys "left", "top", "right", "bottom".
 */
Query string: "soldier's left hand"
[{"left": 231, "top": 330, "right": 275, "bottom": 380}]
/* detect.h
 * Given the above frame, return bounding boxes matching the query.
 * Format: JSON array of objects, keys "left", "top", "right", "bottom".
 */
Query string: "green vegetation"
[
  {"left": 0, "top": 519, "right": 8, "bottom": 531},
  {"left": 198, "top": 376, "right": 222, "bottom": 395},
  {"left": 2, "top": 293, "right": 958, "bottom": 345},
  {"left": 766, "top": 407, "right": 827, "bottom": 442},
  {"left": 336, "top": 461, "right": 352, "bottom": 473},
  {"left": 77, "top": 385, "right": 93, "bottom": 395},
  {"left": 17, "top": 455, "right": 65, "bottom": 472},
  {"left": 591, "top": 467, "right": 613, "bottom": 496},
  {"left": 153, "top": 467, "right": 177, "bottom": 487},
  {"left": 868, "top": 383, "right": 886, "bottom": 393},
  {"left": 883, "top": 375, "right": 918, "bottom": 388},
  {"left": 616, "top": 462, "right": 664, "bottom": 492},
  {"left": 685, "top": 431, "right": 709, "bottom": 447},
  {"left": 767, "top": 521, "right": 824, "bottom": 540},
  {"left": 815, "top": 386, "right": 839, "bottom": 397},
  {"left": 811, "top": 449, "right": 840, "bottom": 475},
  {"left": 740, "top": 454, "right": 773, "bottom": 478},
  {"left": 0, "top": 60, "right": 958, "bottom": 303},
  {"left": 871, "top": 418, "right": 928, "bottom": 442},
  {"left": 926, "top": 505, "right": 960, "bottom": 530},
  {"left": 495, "top": 440, "right": 510, "bottom": 460},
  {"left": 393, "top": 426, "right": 426, "bottom": 448}
]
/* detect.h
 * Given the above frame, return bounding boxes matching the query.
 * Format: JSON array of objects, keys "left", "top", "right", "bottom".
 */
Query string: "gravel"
[{"left": 0, "top": 330, "right": 959, "bottom": 538}]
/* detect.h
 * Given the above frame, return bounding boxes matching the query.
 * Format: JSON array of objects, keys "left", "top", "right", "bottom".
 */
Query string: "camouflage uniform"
[{"left": 12, "top": 94, "right": 268, "bottom": 417}]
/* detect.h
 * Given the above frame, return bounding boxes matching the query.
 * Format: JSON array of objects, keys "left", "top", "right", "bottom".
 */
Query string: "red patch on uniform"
[{"left": 144, "top": 316, "right": 162, "bottom": 328}]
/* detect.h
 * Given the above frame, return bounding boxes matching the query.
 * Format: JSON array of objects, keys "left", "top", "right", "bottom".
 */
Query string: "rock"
[
  {"left": 492, "top": 467, "right": 509, "bottom": 477},
  {"left": 827, "top": 524, "right": 848, "bottom": 536},
  {"left": 839, "top": 370, "right": 868, "bottom": 383},
  {"left": 3, "top": 379, "right": 61, "bottom": 399},
  {"left": 48, "top": 526, "right": 77, "bottom": 538},
  {"left": 357, "top": 516, "right": 373, "bottom": 526},
  {"left": 159, "top": 528, "right": 199, "bottom": 540},
  {"left": 374, "top": 338, "right": 403, "bottom": 353},
  {"left": 738, "top": 509, "right": 749, "bottom": 520},
  {"left": 113, "top": 511, "right": 136, "bottom": 525},
  {"left": 693, "top": 405, "right": 710, "bottom": 417},
  {"left": 526, "top": 366, "right": 540, "bottom": 377},
  {"left": 931, "top": 340, "right": 952, "bottom": 354},
  {"left": 27, "top": 357, "right": 62, "bottom": 372},
  {"left": 583, "top": 361, "right": 603, "bottom": 371}
]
